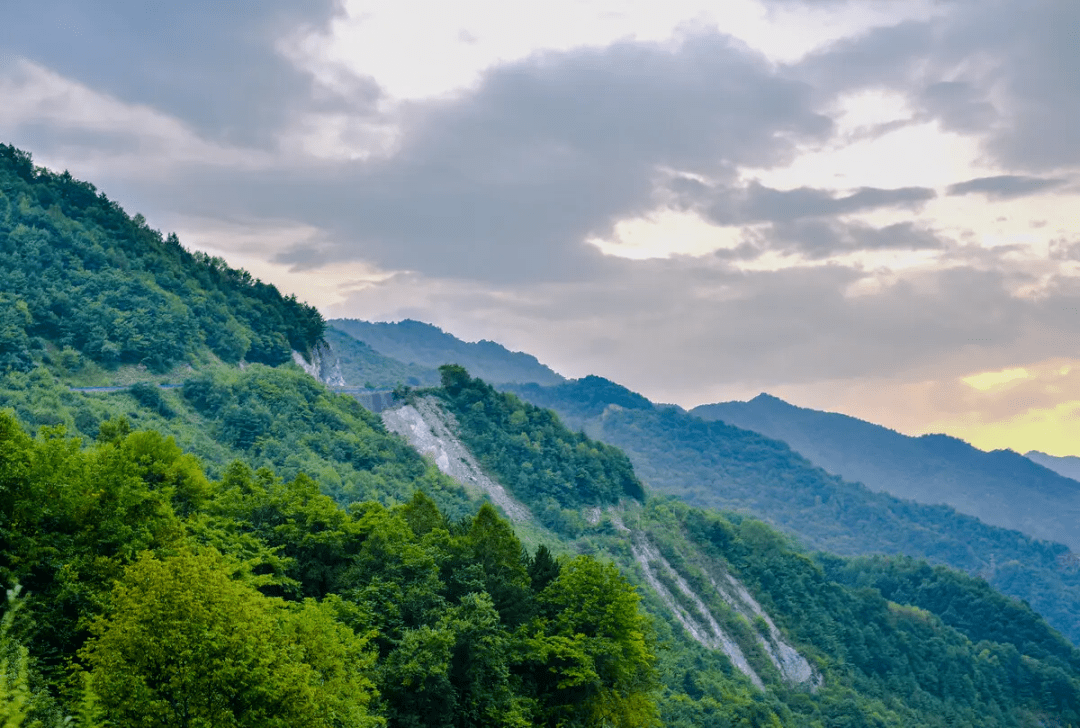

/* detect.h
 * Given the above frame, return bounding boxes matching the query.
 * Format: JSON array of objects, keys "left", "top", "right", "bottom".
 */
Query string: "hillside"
[
  {"left": 330, "top": 319, "right": 564, "bottom": 385},
  {"left": 1027, "top": 450, "right": 1080, "bottom": 482},
  {"left": 324, "top": 326, "right": 440, "bottom": 390},
  {"left": 7, "top": 364, "right": 1080, "bottom": 726},
  {"left": 507, "top": 377, "right": 1080, "bottom": 647},
  {"left": 693, "top": 394, "right": 1080, "bottom": 550},
  {"left": 4, "top": 149, "right": 1080, "bottom": 727},
  {"left": 0, "top": 144, "right": 325, "bottom": 375}
]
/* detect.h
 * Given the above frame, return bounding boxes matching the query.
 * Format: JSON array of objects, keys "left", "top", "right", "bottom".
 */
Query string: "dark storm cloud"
[
  {"left": 947, "top": 175, "right": 1069, "bottom": 200},
  {"left": 0, "top": 0, "right": 366, "bottom": 146}
]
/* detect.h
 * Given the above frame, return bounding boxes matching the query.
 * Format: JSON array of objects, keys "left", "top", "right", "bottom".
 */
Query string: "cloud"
[
  {"left": 699, "top": 182, "right": 935, "bottom": 225},
  {"left": 0, "top": 0, "right": 363, "bottom": 146},
  {"left": 799, "top": 0, "right": 1080, "bottom": 173},
  {"left": 6, "top": 0, "right": 1080, "bottom": 453},
  {"left": 762, "top": 219, "right": 945, "bottom": 258},
  {"left": 113, "top": 30, "right": 835, "bottom": 283},
  {"left": 329, "top": 245, "right": 1079, "bottom": 407},
  {"left": 947, "top": 175, "right": 1069, "bottom": 199}
]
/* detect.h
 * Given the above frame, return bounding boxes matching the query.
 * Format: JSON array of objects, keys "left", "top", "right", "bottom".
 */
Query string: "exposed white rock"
[
  {"left": 709, "top": 573, "right": 820, "bottom": 688},
  {"left": 382, "top": 397, "right": 532, "bottom": 523},
  {"left": 292, "top": 342, "right": 346, "bottom": 387},
  {"left": 631, "top": 537, "right": 764, "bottom": 689},
  {"left": 606, "top": 506, "right": 631, "bottom": 533}
]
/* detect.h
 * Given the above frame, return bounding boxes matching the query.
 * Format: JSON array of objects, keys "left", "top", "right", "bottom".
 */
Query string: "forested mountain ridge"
[
  {"left": 506, "top": 376, "right": 1080, "bottom": 647},
  {"left": 693, "top": 393, "right": 1080, "bottom": 550},
  {"left": 325, "top": 326, "right": 440, "bottom": 390},
  {"left": 1027, "top": 450, "right": 1080, "bottom": 482},
  {"left": 7, "top": 364, "right": 1080, "bottom": 726},
  {"left": 3, "top": 147, "right": 1080, "bottom": 726},
  {"left": 0, "top": 144, "right": 325, "bottom": 375},
  {"left": 330, "top": 318, "right": 564, "bottom": 386}
]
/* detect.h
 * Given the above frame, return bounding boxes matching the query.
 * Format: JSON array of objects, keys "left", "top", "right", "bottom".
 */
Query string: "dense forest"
[
  {"left": 429, "top": 365, "right": 645, "bottom": 528},
  {"left": 3, "top": 150, "right": 1080, "bottom": 727},
  {"left": 0, "top": 144, "right": 324, "bottom": 373},
  {"left": 507, "top": 376, "right": 1080, "bottom": 646},
  {"left": 4, "top": 402, "right": 1080, "bottom": 727},
  {"left": 0, "top": 415, "right": 657, "bottom": 727}
]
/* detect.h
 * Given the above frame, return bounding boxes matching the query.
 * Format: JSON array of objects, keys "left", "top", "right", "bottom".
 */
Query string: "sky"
[{"left": 2, "top": 0, "right": 1079, "bottom": 455}]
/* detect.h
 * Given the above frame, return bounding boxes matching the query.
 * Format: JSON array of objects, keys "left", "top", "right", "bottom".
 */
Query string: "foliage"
[
  {"left": 325, "top": 328, "right": 439, "bottom": 390},
  {"left": 820, "top": 554, "right": 1080, "bottom": 672},
  {"left": 694, "top": 393, "right": 1080, "bottom": 555},
  {"left": 431, "top": 366, "right": 645, "bottom": 529},
  {"left": 0, "top": 363, "right": 472, "bottom": 518},
  {"left": 640, "top": 498, "right": 1080, "bottom": 727},
  {"left": 1, "top": 586, "right": 65, "bottom": 728},
  {"left": 509, "top": 376, "right": 1080, "bottom": 646},
  {"left": 0, "top": 144, "right": 324, "bottom": 372},
  {"left": 0, "top": 417, "right": 659, "bottom": 727},
  {"left": 80, "top": 549, "right": 379, "bottom": 728}
]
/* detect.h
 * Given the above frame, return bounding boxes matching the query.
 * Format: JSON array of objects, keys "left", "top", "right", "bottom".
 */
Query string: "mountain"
[
  {"left": 507, "top": 377, "right": 1080, "bottom": 646},
  {"left": 692, "top": 394, "right": 1080, "bottom": 550},
  {"left": 324, "top": 326, "right": 440, "bottom": 390},
  {"left": 1027, "top": 450, "right": 1080, "bottom": 482},
  {"left": 6, "top": 146, "right": 1080, "bottom": 727},
  {"left": 329, "top": 319, "right": 564, "bottom": 386},
  {"left": 10, "top": 361, "right": 1080, "bottom": 727},
  {"left": 0, "top": 144, "right": 324, "bottom": 375}
]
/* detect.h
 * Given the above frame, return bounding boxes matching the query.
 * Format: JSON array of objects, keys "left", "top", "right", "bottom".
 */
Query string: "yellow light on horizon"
[{"left": 962, "top": 367, "right": 1032, "bottom": 391}]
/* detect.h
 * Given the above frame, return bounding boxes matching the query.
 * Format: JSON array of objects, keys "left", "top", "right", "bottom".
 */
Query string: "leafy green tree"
[
  {"left": 0, "top": 586, "right": 66, "bottom": 728},
  {"left": 442, "top": 592, "right": 529, "bottom": 728},
  {"left": 525, "top": 556, "right": 660, "bottom": 728},
  {"left": 0, "top": 297, "right": 33, "bottom": 375},
  {"left": 79, "top": 549, "right": 379, "bottom": 728}
]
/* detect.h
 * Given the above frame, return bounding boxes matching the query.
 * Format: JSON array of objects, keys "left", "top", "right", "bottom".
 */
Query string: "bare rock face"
[
  {"left": 631, "top": 537, "right": 765, "bottom": 689},
  {"left": 292, "top": 342, "right": 346, "bottom": 387},
  {"left": 381, "top": 396, "right": 819, "bottom": 692},
  {"left": 382, "top": 396, "right": 532, "bottom": 523},
  {"left": 630, "top": 533, "right": 820, "bottom": 691}
]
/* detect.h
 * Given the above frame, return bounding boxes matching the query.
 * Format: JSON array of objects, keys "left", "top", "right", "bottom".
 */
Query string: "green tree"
[
  {"left": 79, "top": 549, "right": 379, "bottom": 728},
  {"left": 525, "top": 556, "right": 659, "bottom": 728}
]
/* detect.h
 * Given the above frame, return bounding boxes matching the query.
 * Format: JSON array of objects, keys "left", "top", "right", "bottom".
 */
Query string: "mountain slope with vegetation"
[
  {"left": 693, "top": 394, "right": 1080, "bottom": 550},
  {"left": 330, "top": 319, "right": 564, "bottom": 385},
  {"left": 8, "top": 369, "right": 1080, "bottom": 727},
  {"left": 325, "top": 326, "right": 440, "bottom": 390},
  {"left": 0, "top": 143, "right": 324, "bottom": 375},
  {"left": 4, "top": 147, "right": 1080, "bottom": 727},
  {"left": 508, "top": 377, "right": 1080, "bottom": 647}
]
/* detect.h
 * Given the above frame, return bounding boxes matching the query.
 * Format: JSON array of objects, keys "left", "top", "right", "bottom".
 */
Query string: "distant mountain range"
[
  {"left": 1027, "top": 450, "right": 1080, "bottom": 482},
  {"left": 329, "top": 319, "right": 564, "bottom": 386},
  {"left": 504, "top": 377, "right": 1080, "bottom": 645},
  {"left": 323, "top": 326, "right": 440, "bottom": 389},
  {"left": 693, "top": 394, "right": 1080, "bottom": 551}
]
